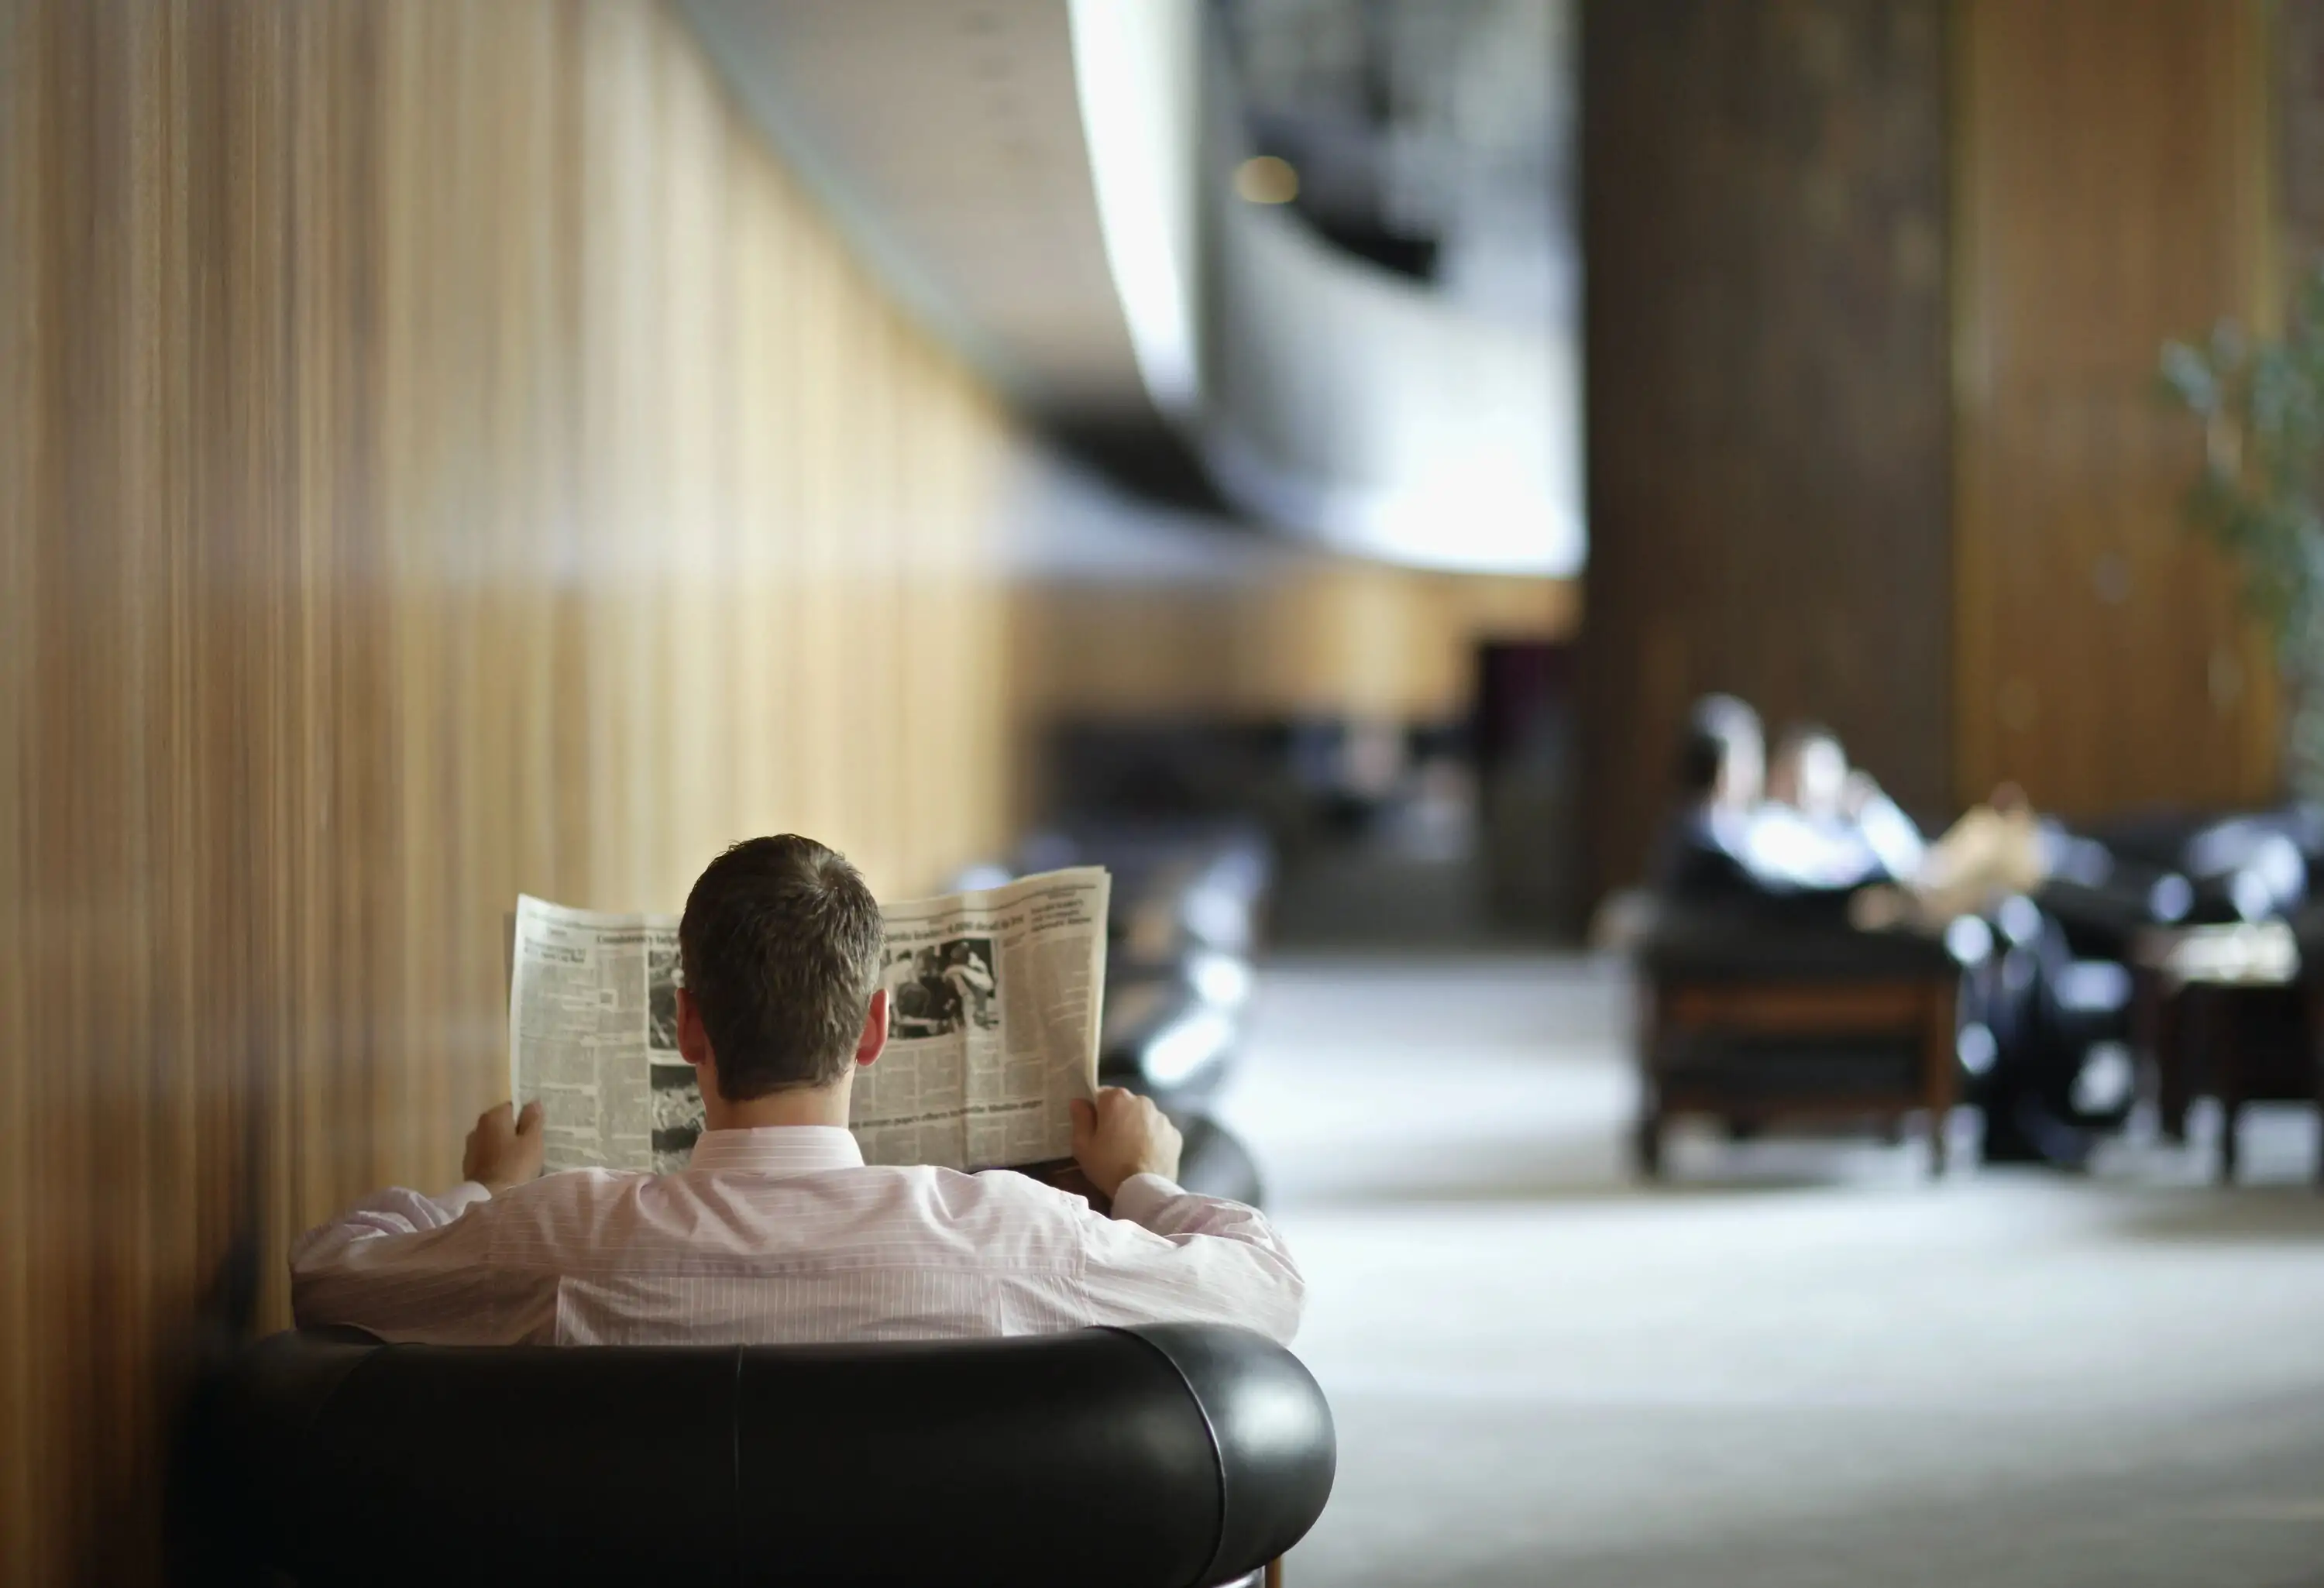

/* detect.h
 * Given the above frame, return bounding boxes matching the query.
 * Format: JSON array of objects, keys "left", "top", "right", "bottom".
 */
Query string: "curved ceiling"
[
  {"left": 677, "top": 0, "right": 1151, "bottom": 422},
  {"left": 677, "top": 0, "right": 1581, "bottom": 576}
]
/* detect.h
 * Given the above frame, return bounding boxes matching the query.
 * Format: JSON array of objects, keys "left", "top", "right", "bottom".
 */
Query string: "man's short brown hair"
[{"left": 678, "top": 836, "right": 885, "bottom": 1098}]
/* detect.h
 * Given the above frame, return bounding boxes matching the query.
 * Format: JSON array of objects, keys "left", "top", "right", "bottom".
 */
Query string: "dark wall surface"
[
  {"left": 2284, "top": 0, "right": 2324, "bottom": 284},
  {"left": 1579, "top": 0, "right": 1952, "bottom": 897}
]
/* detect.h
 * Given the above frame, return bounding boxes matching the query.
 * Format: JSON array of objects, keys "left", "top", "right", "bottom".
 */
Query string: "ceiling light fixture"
[{"left": 1234, "top": 154, "right": 1299, "bottom": 205}]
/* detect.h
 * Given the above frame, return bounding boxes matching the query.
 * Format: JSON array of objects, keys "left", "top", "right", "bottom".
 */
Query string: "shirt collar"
[{"left": 683, "top": 1126, "right": 865, "bottom": 1177}]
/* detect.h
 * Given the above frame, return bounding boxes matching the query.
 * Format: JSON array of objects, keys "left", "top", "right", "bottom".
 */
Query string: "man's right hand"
[{"left": 1070, "top": 1086, "right": 1182, "bottom": 1198}]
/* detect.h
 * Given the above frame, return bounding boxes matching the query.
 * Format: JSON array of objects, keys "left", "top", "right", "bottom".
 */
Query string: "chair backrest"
[{"left": 195, "top": 1324, "right": 1335, "bottom": 1588}]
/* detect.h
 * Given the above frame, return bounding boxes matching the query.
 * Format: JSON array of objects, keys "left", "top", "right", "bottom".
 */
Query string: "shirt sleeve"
[
  {"left": 1856, "top": 792, "right": 1929, "bottom": 881},
  {"left": 1074, "top": 1175, "right": 1305, "bottom": 1344},
  {"left": 1734, "top": 806, "right": 1884, "bottom": 892},
  {"left": 288, "top": 1183, "right": 529, "bottom": 1344}
]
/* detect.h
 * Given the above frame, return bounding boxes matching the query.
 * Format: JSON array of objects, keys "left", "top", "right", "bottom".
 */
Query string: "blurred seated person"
[
  {"left": 1659, "top": 702, "right": 2098, "bottom": 1167},
  {"left": 1655, "top": 696, "right": 1882, "bottom": 916},
  {"left": 1763, "top": 722, "right": 2123, "bottom": 1164},
  {"left": 1763, "top": 721, "right": 1926, "bottom": 881},
  {"left": 1662, "top": 698, "right": 2057, "bottom": 926},
  {"left": 1764, "top": 721, "right": 2064, "bottom": 928}
]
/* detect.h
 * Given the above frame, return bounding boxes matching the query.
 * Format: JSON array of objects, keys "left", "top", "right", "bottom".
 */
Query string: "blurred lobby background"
[{"left": 5, "top": 2, "right": 2324, "bottom": 1584}]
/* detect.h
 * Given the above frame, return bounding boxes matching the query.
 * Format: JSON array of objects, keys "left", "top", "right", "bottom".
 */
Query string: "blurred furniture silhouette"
[
  {"left": 1635, "top": 909, "right": 1958, "bottom": 1177},
  {"left": 1473, "top": 640, "right": 1582, "bottom": 937},
  {"left": 2305, "top": 911, "right": 2324, "bottom": 1190},
  {"left": 189, "top": 1324, "right": 1335, "bottom": 1588},
  {"left": 2135, "top": 919, "right": 2324, "bottom": 1184},
  {"left": 2025, "top": 806, "right": 2322, "bottom": 1150},
  {"left": 978, "top": 820, "right": 1273, "bottom": 1205}
]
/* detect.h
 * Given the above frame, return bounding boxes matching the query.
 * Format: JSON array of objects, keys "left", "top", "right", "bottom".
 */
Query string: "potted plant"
[{"left": 2162, "top": 266, "right": 2324, "bottom": 802}]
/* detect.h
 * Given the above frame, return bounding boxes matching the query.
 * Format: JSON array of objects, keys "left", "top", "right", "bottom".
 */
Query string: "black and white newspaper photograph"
[
  {"left": 884, "top": 934, "right": 1002, "bottom": 1040},
  {"left": 649, "top": 1062, "right": 706, "bottom": 1174},
  {"left": 646, "top": 942, "right": 682, "bottom": 1055}
]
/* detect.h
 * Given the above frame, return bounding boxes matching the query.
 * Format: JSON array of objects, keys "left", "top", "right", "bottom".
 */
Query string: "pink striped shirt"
[{"left": 290, "top": 1126, "right": 1302, "bottom": 1346}]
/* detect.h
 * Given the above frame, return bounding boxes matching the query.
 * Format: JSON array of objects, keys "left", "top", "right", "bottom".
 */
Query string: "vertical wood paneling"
[
  {"left": 1579, "top": 0, "right": 1954, "bottom": 897},
  {"left": 0, "top": 3, "right": 1016, "bottom": 1580},
  {"left": 1952, "top": 0, "right": 2277, "bottom": 813},
  {"left": 2286, "top": 1, "right": 2324, "bottom": 288},
  {"left": 0, "top": 4, "right": 33, "bottom": 1566},
  {"left": 1011, "top": 568, "right": 1579, "bottom": 724}
]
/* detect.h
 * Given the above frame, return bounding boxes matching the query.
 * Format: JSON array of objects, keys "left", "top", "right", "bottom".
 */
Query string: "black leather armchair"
[
  {"left": 1633, "top": 903, "right": 1963, "bottom": 1175},
  {"left": 189, "top": 1324, "right": 1335, "bottom": 1588}
]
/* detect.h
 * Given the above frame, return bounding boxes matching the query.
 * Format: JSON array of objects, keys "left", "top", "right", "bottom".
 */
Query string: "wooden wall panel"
[
  {"left": 2281, "top": 0, "right": 2324, "bottom": 290},
  {"left": 1579, "top": 0, "right": 1954, "bottom": 897},
  {"left": 1952, "top": 0, "right": 2277, "bottom": 813},
  {"left": 1013, "top": 565, "right": 1579, "bottom": 723},
  {"left": 0, "top": 3, "right": 1015, "bottom": 1581}
]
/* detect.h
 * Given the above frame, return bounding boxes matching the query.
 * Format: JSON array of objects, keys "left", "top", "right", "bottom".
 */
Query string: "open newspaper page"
[
  {"left": 507, "top": 896, "right": 696, "bottom": 1174},
  {"left": 508, "top": 866, "right": 1108, "bottom": 1174},
  {"left": 853, "top": 867, "right": 1110, "bottom": 1170}
]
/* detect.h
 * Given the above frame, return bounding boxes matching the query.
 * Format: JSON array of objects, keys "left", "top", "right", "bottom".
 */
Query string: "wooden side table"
[{"left": 2133, "top": 921, "right": 2319, "bottom": 1184}]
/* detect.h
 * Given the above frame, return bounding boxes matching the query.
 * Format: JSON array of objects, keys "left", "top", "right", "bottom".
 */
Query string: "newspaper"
[{"left": 507, "top": 868, "right": 1110, "bottom": 1175}]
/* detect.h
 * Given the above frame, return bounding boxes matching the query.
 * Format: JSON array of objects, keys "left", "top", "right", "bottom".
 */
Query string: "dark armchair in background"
[
  {"left": 1631, "top": 904, "right": 1962, "bottom": 1177},
  {"left": 186, "top": 1323, "right": 1336, "bottom": 1588},
  {"left": 2051, "top": 806, "right": 2324, "bottom": 1180}
]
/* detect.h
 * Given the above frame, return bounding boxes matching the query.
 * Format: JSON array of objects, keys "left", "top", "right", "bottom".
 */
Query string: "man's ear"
[
  {"left": 855, "top": 987, "right": 889, "bottom": 1070},
  {"left": 677, "top": 988, "right": 713, "bottom": 1074}
]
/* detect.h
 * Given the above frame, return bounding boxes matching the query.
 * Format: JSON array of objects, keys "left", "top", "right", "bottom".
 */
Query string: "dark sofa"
[{"left": 185, "top": 1324, "right": 1336, "bottom": 1588}]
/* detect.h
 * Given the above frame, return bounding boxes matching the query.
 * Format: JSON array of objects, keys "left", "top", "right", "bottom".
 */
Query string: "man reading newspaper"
[{"left": 290, "top": 834, "right": 1302, "bottom": 1346}]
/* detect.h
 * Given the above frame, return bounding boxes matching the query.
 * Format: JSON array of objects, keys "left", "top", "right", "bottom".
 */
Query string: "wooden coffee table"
[{"left": 2132, "top": 921, "right": 2321, "bottom": 1184}]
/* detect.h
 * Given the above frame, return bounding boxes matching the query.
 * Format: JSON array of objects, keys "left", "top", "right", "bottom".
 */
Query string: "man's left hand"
[{"left": 463, "top": 1102, "right": 545, "bottom": 1194}]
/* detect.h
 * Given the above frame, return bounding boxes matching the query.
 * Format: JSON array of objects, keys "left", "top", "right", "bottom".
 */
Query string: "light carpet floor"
[{"left": 1212, "top": 954, "right": 2324, "bottom": 1588}]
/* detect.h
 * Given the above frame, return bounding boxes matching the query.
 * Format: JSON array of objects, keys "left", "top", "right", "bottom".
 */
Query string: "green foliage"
[
  {"left": 2161, "top": 266, "right": 2324, "bottom": 655},
  {"left": 2163, "top": 266, "right": 2324, "bottom": 799}
]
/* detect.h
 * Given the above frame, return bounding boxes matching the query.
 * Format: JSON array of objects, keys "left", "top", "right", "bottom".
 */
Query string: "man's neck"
[{"left": 701, "top": 1079, "right": 852, "bottom": 1133}]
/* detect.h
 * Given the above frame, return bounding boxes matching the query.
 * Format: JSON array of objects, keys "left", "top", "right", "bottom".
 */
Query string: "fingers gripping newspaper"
[{"left": 507, "top": 868, "right": 1110, "bottom": 1174}]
